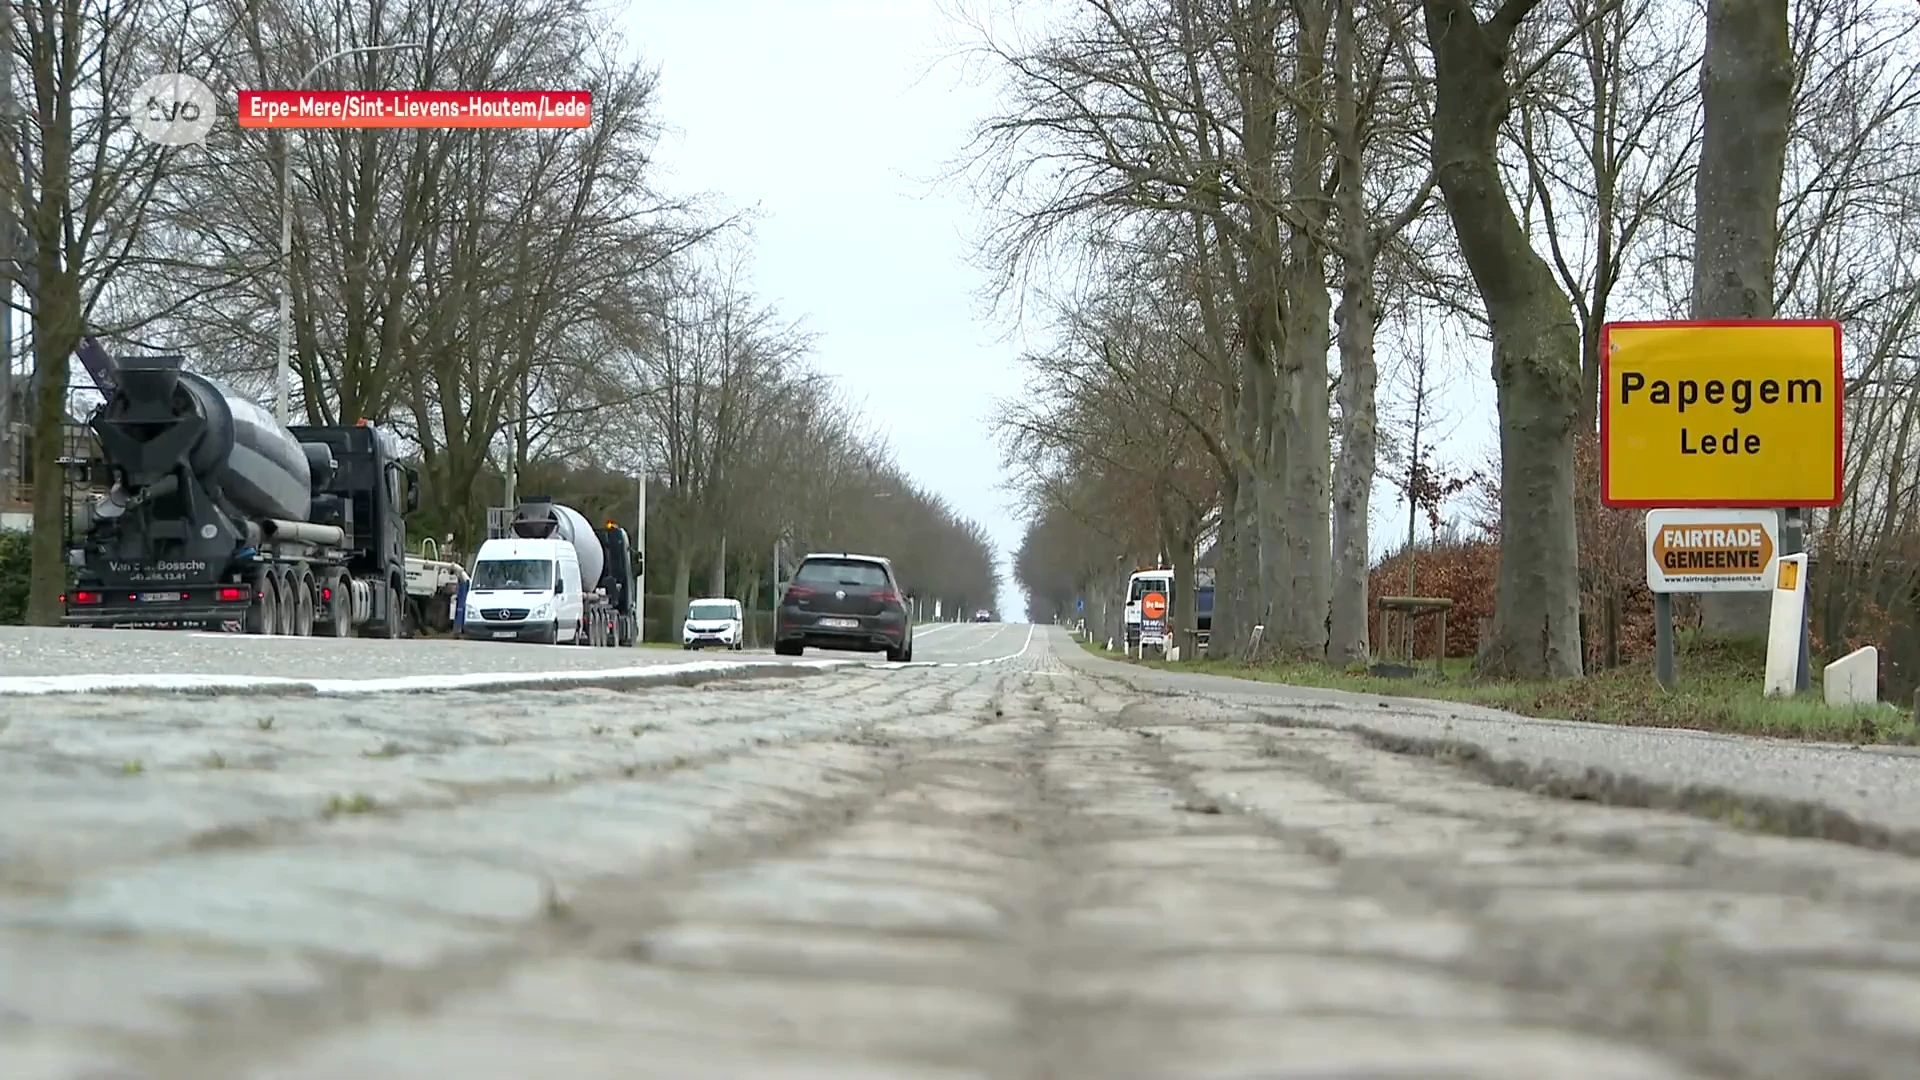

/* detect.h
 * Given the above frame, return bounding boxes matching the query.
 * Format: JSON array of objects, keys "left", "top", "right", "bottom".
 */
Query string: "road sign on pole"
[
  {"left": 1600, "top": 320, "right": 1843, "bottom": 508},
  {"left": 1645, "top": 509, "right": 1780, "bottom": 593}
]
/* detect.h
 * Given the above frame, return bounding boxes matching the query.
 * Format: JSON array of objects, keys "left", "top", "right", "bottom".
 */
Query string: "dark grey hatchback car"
[{"left": 773, "top": 553, "right": 914, "bottom": 662}]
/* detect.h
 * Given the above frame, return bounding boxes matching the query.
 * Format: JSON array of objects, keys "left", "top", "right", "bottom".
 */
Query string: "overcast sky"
[{"left": 628, "top": 1, "right": 1495, "bottom": 622}]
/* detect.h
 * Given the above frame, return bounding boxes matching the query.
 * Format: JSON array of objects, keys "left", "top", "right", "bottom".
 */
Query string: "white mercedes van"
[{"left": 463, "top": 536, "right": 585, "bottom": 644}]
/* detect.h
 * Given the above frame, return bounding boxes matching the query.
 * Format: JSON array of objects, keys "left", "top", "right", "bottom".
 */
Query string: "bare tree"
[
  {"left": 1328, "top": 0, "right": 1439, "bottom": 664},
  {"left": 1687, "top": 0, "right": 1796, "bottom": 639},
  {"left": 1421, "top": 0, "right": 1584, "bottom": 678},
  {"left": 11, "top": 0, "right": 222, "bottom": 623}
]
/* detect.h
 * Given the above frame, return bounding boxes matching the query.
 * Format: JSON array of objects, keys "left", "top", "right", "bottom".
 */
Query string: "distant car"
[
  {"left": 682, "top": 596, "right": 744, "bottom": 651},
  {"left": 774, "top": 553, "right": 914, "bottom": 662},
  {"left": 974, "top": 609, "right": 992, "bottom": 622}
]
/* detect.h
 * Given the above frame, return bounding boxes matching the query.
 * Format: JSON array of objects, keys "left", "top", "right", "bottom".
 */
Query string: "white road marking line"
[
  {"left": 958, "top": 624, "right": 1036, "bottom": 666},
  {"left": 0, "top": 658, "right": 857, "bottom": 697}
]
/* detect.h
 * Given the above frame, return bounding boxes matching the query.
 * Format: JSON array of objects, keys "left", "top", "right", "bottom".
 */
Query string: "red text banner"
[{"left": 237, "top": 90, "right": 591, "bottom": 129}]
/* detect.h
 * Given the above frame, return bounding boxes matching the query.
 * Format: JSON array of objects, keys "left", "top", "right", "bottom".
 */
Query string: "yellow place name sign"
[{"left": 1600, "top": 320, "right": 1843, "bottom": 508}]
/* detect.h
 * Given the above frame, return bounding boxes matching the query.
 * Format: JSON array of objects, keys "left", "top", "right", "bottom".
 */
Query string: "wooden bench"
[{"left": 1376, "top": 596, "right": 1454, "bottom": 676}]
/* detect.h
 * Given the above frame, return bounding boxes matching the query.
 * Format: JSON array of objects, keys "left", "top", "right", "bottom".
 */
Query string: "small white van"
[
  {"left": 683, "top": 597, "right": 745, "bottom": 651},
  {"left": 462, "top": 536, "right": 585, "bottom": 644}
]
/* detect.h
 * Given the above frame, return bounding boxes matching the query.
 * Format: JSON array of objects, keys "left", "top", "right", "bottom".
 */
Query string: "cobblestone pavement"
[{"left": 7, "top": 628, "right": 1920, "bottom": 1078}]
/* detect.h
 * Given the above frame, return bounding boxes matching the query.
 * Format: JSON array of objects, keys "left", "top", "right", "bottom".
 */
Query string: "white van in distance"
[
  {"left": 462, "top": 536, "right": 585, "bottom": 644},
  {"left": 683, "top": 597, "right": 745, "bottom": 651}
]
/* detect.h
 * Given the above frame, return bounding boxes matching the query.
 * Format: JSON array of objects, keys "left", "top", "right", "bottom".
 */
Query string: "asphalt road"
[{"left": 6, "top": 623, "right": 1920, "bottom": 1078}]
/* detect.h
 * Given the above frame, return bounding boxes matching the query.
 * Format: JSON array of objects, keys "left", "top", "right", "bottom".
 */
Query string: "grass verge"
[{"left": 1076, "top": 632, "right": 1917, "bottom": 744}]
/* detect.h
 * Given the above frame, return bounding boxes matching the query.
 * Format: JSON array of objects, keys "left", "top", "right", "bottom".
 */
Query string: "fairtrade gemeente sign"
[{"left": 1644, "top": 508, "right": 1780, "bottom": 594}]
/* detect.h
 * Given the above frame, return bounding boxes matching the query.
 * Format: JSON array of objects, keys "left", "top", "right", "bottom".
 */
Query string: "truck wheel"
[
  {"left": 246, "top": 576, "right": 275, "bottom": 636},
  {"left": 293, "top": 573, "right": 315, "bottom": 636},
  {"left": 326, "top": 578, "right": 351, "bottom": 637},
  {"left": 376, "top": 581, "right": 401, "bottom": 639},
  {"left": 272, "top": 570, "right": 299, "bottom": 636},
  {"left": 266, "top": 575, "right": 287, "bottom": 636}
]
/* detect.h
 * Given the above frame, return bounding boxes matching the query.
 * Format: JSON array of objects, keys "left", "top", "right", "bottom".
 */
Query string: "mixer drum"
[{"left": 101, "top": 358, "right": 314, "bottom": 523}]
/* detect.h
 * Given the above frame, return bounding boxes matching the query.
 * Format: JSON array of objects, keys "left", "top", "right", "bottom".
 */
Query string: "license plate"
[
  {"left": 493, "top": 630, "right": 516, "bottom": 639},
  {"left": 820, "top": 617, "right": 859, "bottom": 629},
  {"left": 139, "top": 591, "right": 182, "bottom": 603}
]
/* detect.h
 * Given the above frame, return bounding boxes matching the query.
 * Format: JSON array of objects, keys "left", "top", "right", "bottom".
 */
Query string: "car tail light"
[
  {"left": 873, "top": 588, "right": 899, "bottom": 605},
  {"left": 784, "top": 585, "right": 815, "bottom": 602},
  {"left": 215, "top": 586, "right": 248, "bottom": 603},
  {"left": 71, "top": 590, "right": 102, "bottom": 605}
]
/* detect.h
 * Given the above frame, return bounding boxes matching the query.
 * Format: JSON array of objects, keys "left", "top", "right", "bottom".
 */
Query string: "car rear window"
[{"left": 796, "top": 559, "right": 890, "bottom": 587}]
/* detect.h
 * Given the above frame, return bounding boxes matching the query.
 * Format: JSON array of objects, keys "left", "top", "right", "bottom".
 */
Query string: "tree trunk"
[
  {"left": 670, "top": 547, "right": 693, "bottom": 637},
  {"left": 1692, "top": 0, "right": 1794, "bottom": 641},
  {"left": 1211, "top": 471, "right": 1242, "bottom": 648},
  {"left": 1277, "top": 0, "right": 1334, "bottom": 658},
  {"left": 23, "top": 7, "right": 80, "bottom": 627},
  {"left": 1329, "top": 279, "right": 1377, "bottom": 667},
  {"left": 741, "top": 574, "right": 761, "bottom": 646},
  {"left": 1424, "top": 0, "right": 1584, "bottom": 679},
  {"left": 1226, "top": 0, "right": 1297, "bottom": 659},
  {"left": 26, "top": 308, "right": 77, "bottom": 624},
  {"left": 1164, "top": 515, "right": 1197, "bottom": 661},
  {"left": 1328, "top": 0, "right": 1378, "bottom": 668},
  {"left": 1282, "top": 266, "right": 1333, "bottom": 656}
]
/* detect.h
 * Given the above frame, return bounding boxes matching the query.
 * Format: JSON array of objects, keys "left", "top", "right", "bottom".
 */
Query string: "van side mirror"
[
  {"left": 554, "top": 578, "right": 564, "bottom": 594},
  {"left": 404, "top": 468, "right": 420, "bottom": 512}
]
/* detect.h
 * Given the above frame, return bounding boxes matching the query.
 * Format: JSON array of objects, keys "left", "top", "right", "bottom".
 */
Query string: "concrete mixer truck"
[
  {"left": 463, "top": 496, "right": 638, "bottom": 645},
  {"left": 58, "top": 345, "right": 416, "bottom": 636}
]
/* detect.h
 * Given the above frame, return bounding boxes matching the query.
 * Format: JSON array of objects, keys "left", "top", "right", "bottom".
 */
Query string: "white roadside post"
[
  {"left": 1764, "top": 553, "right": 1809, "bottom": 697},
  {"left": 1603, "top": 319, "right": 1843, "bottom": 697}
]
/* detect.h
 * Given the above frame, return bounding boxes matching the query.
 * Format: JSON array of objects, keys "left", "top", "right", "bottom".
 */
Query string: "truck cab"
[
  {"left": 1124, "top": 567, "right": 1174, "bottom": 655},
  {"left": 463, "top": 537, "right": 583, "bottom": 644},
  {"left": 288, "top": 420, "right": 415, "bottom": 636}
]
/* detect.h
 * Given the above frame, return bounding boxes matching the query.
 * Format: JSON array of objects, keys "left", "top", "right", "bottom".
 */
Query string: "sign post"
[
  {"left": 1644, "top": 508, "right": 1781, "bottom": 689},
  {"left": 1604, "top": 320, "right": 1843, "bottom": 694}
]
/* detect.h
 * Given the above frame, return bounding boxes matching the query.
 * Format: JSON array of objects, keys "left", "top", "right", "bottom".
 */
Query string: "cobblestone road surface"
[{"left": 7, "top": 625, "right": 1920, "bottom": 1078}]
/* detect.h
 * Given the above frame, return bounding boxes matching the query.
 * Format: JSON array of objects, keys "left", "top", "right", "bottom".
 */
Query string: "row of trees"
[
  {"left": 983, "top": 0, "right": 1920, "bottom": 679},
  {"left": 3, "top": 0, "right": 1000, "bottom": 628}
]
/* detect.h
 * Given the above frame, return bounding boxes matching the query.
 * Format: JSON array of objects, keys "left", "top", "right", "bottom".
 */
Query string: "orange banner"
[{"left": 237, "top": 90, "right": 591, "bottom": 129}]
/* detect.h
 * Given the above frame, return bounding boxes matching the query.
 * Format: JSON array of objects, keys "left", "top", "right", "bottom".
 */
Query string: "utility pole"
[{"left": 634, "top": 471, "right": 647, "bottom": 637}]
